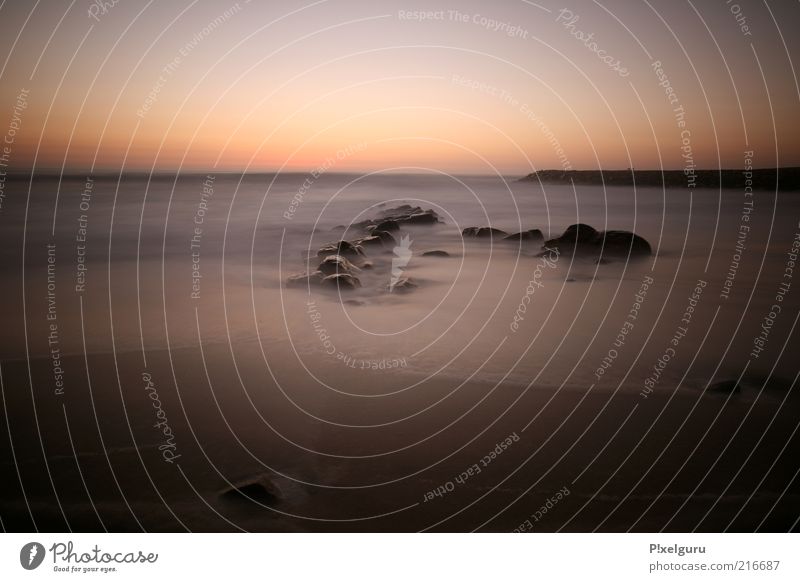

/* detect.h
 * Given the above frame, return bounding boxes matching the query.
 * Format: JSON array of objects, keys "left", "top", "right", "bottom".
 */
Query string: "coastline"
[{"left": 520, "top": 168, "right": 800, "bottom": 190}]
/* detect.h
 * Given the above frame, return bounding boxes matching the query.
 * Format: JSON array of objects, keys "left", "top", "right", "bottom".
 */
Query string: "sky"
[{"left": 1, "top": 0, "right": 798, "bottom": 174}]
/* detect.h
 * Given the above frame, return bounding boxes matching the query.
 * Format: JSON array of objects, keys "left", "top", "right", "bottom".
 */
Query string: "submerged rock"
[
  {"left": 356, "top": 205, "right": 443, "bottom": 231},
  {"left": 220, "top": 476, "right": 281, "bottom": 505},
  {"left": 318, "top": 254, "right": 360, "bottom": 276},
  {"left": 373, "top": 219, "right": 400, "bottom": 232},
  {"left": 462, "top": 226, "right": 508, "bottom": 238},
  {"left": 399, "top": 209, "right": 440, "bottom": 225},
  {"left": 317, "top": 240, "right": 365, "bottom": 259},
  {"left": 355, "top": 228, "right": 398, "bottom": 250},
  {"left": 543, "top": 224, "right": 651, "bottom": 258},
  {"left": 378, "top": 204, "right": 418, "bottom": 217},
  {"left": 389, "top": 276, "right": 417, "bottom": 293},
  {"left": 598, "top": 230, "right": 652, "bottom": 256},
  {"left": 504, "top": 229, "right": 544, "bottom": 242},
  {"left": 422, "top": 250, "right": 450, "bottom": 257},
  {"left": 559, "top": 223, "right": 599, "bottom": 244},
  {"left": 381, "top": 205, "right": 442, "bottom": 225},
  {"left": 322, "top": 273, "right": 361, "bottom": 290},
  {"left": 356, "top": 235, "right": 388, "bottom": 249},
  {"left": 370, "top": 229, "right": 397, "bottom": 246}
]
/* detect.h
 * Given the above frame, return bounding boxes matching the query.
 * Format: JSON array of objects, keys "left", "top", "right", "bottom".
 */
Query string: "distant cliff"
[{"left": 519, "top": 168, "right": 800, "bottom": 190}]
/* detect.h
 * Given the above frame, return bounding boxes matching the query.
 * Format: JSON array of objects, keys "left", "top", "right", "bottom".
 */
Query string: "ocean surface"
[
  {"left": 3, "top": 172, "right": 798, "bottom": 387},
  {"left": 1, "top": 172, "right": 798, "bottom": 531}
]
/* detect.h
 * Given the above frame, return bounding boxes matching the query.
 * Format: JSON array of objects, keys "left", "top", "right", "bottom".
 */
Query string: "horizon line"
[{"left": 3, "top": 166, "right": 797, "bottom": 178}]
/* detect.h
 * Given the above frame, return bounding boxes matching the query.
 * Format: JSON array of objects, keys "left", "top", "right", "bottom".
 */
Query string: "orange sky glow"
[{"left": 1, "top": 0, "right": 798, "bottom": 175}]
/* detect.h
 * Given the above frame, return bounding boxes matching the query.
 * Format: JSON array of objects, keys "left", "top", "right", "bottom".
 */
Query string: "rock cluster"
[
  {"left": 287, "top": 204, "right": 443, "bottom": 294},
  {"left": 458, "top": 222, "right": 652, "bottom": 264}
]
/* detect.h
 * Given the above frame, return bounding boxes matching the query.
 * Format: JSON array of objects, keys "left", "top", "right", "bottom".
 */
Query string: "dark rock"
[
  {"left": 422, "top": 250, "right": 450, "bottom": 257},
  {"left": 380, "top": 205, "right": 442, "bottom": 225},
  {"left": 317, "top": 240, "right": 365, "bottom": 259},
  {"left": 353, "top": 218, "right": 375, "bottom": 230},
  {"left": 318, "top": 255, "right": 360, "bottom": 276},
  {"left": 559, "top": 223, "right": 599, "bottom": 244},
  {"left": 374, "top": 219, "right": 399, "bottom": 232},
  {"left": 542, "top": 224, "right": 651, "bottom": 258},
  {"left": 352, "top": 229, "right": 396, "bottom": 251},
  {"left": 356, "top": 235, "right": 388, "bottom": 249},
  {"left": 322, "top": 273, "right": 361, "bottom": 290},
  {"left": 597, "top": 230, "right": 652, "bottom": 257},
  {"left": 504, "top": 229, "right": 544, "bottom": 242},
  {"left": 463, "top": 226, "right": 508, "bottom": 238},
  {"left": 389, "top": 276, "right": 417, "bottom": 293},
  {"left": 356, "top": 205, "right": 442, "bottom": 231},
  {"left": 398, "top": 209, "right": 440, "bottom": 225},
  {"left": 286, "top": 271, "right": 324, "bottom": 287},
  {"left": 378, "top": 204, "right": 418, "bottom": 218},
  {"left": 221, "top": 476, "right": 281, "bottom": 505},
  {"left": 371, "top": 230, "right": 397, "bottom": 246}
]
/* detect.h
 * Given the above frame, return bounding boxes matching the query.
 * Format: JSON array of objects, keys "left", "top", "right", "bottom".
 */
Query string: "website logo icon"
[{"left": 20, "top": 542, "right": 46, "bottom": 570}]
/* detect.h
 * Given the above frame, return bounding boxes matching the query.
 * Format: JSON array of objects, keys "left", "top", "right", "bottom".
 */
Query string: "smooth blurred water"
[{"left": 3, "top": 172, "right": 798, "bottom": 395}]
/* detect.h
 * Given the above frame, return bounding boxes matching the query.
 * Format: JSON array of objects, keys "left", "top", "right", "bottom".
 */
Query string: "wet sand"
[{"left": 1, "top": 340, "right": 798, "bottom": 532}]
